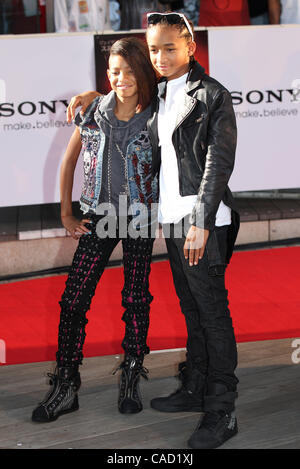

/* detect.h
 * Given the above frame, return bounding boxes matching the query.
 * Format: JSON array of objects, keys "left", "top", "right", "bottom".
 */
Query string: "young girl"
[
  {"left": 68, "top": 13, "right": 240, "bottom": 449},
  {"left": 32, "top": 37, "right": 158, "bottom": 423}
]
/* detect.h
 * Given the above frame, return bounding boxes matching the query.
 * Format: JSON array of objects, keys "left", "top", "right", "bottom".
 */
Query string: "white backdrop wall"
[
  {"left": 0, "top": 26, "right": 300, "bottom": 208},
  {"left": 0, "top": 33, "right": 95, "bottom": 207},
  {"left": 208, "top": 25, "right": 300, "bottom": 192}
]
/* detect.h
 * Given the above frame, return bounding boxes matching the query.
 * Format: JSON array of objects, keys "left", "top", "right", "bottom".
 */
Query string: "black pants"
[
  {"left": 56, "top": 216, "right": 154, "bottom": 368},
  {"left": 163, "top": 219, "right": 238, "bottom": 396}
]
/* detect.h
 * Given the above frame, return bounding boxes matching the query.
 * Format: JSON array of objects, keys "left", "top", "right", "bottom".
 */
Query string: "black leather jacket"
[{"left": 147, "top": 60, "right": 240, "bottom": 239}]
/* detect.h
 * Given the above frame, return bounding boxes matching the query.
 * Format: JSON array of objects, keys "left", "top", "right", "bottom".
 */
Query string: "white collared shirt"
[{"left": 157, "top": 72, "right": 231, "bottom": 226}]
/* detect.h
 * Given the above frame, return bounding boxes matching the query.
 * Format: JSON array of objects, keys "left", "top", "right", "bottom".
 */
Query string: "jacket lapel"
[
  {"left": 173, "top": 93, "right": 197, "bottom": 130},
  {"left": 173, "top": 63, "right": 205, "bottom": 131},
  {"left": 147, "top": 62, "right": 206, "bottom": 173}
]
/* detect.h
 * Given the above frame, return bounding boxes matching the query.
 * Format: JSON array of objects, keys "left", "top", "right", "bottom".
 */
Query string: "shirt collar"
[{"left": 167, "top": 72, "right": 189, "bottom": 88}]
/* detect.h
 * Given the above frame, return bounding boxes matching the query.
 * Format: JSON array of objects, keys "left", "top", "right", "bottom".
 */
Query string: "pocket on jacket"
[{"left": 181, "top": 112, "right": 208, "bottom": 129}]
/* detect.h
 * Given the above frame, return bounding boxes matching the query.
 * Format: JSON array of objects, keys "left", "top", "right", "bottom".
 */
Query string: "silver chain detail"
[
  {"left": 115, "top": 142, "right": 129, "bottom": 196},
  {"left": 107, "top": 135, "right": 130, "bottom": 207}
]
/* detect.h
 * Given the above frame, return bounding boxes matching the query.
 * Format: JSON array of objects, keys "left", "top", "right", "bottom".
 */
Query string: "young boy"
[{"left": 145, "top": 13, "right": 240, "bottom": 449}]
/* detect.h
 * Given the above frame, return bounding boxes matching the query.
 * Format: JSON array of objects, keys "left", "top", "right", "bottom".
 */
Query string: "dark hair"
[
  {"left": 146, "top": 12, "right": 195, "bottom": 43},
  {"left": 109, "top": 37, "right": 157, "bottom": 111}
]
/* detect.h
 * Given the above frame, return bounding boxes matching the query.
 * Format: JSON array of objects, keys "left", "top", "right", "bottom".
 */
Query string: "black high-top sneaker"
[
  {"left": 187, "top": 410, "right": 238, "bottom": 449},
  {"left": 32, "top": 366, "right": 81, "bottom": 423},
  {"left": 188, "top": 382, "right": 238, "bottom": 449},
  {"left": 113, "top": 355, "right": 148, "bottom": 414},
  {"left": 150, "top": 361, "right": 204, "bottom": 412}
]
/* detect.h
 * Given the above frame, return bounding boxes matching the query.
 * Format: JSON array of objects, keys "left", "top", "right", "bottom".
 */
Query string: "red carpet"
[{"left": 0, "top": 246, "right": 299, "bottom": 365}]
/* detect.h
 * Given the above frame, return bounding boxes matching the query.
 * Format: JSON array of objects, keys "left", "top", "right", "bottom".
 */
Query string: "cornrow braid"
[
  {"left": 146, "top": 12, "right": 195, "bottom": 62},
  {"left": 147, "top": 12, "right": 195, "bottom": 42}
]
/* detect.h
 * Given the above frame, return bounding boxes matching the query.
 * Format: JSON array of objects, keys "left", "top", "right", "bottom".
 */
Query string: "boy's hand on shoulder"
[
  {"left": 61, "top": 215, "right": 92, "bottom": 240},
  {"left": 183, "top": 226, "right": 210, "bottom": 266},
  {"left": 67, "top": 91, "right": 101, "bottom": 123}
]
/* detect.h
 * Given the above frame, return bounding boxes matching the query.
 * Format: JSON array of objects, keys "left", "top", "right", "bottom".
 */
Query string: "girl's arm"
[
  {"left": 60, "top": 127, "right": 92, "bottom": 239},
  {"left": 66, "top": 91, "right": 101, "bottom": 123}
]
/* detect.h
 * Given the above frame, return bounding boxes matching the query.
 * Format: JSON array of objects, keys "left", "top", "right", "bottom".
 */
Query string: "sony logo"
[
  {"left": 0, "top": 100, "right": 69, "bottom": 117},
  {"left": 231, "top": 89, "right": 299, "bottom": 105}
]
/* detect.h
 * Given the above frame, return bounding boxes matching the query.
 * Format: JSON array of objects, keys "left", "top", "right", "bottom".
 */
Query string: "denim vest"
[{"left": 75, "top": 96, "right": 158, "bottom": 228}]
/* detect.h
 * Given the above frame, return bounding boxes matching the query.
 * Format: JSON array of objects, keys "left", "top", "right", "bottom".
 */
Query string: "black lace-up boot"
[
  {"left": 32, "top": 366, "right": 81, "bottom": 423},
  {"left": 113, "top": 355, "right": 148, "bottom": 414},
  {"left": 150, "top": 361, "right": 205, "bottom": 412}
]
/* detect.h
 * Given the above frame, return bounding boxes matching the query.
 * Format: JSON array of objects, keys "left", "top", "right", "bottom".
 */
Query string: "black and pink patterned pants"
[{"left": 56, "top": 216, "right": 154, "bottom": 368}]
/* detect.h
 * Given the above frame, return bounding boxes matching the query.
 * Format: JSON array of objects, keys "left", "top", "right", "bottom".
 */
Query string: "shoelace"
[
  {"left": 37, "top": 372, "right": 70, "bottom": 405},
  {"left": 112, "top": 363, "right": 149, "bottom": 381},
  {"left": 47, "top": 372, "right": 58, "bottom": 386},
  {"left": 47, "top": 372, "right": 74, "bottom": 386}
]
